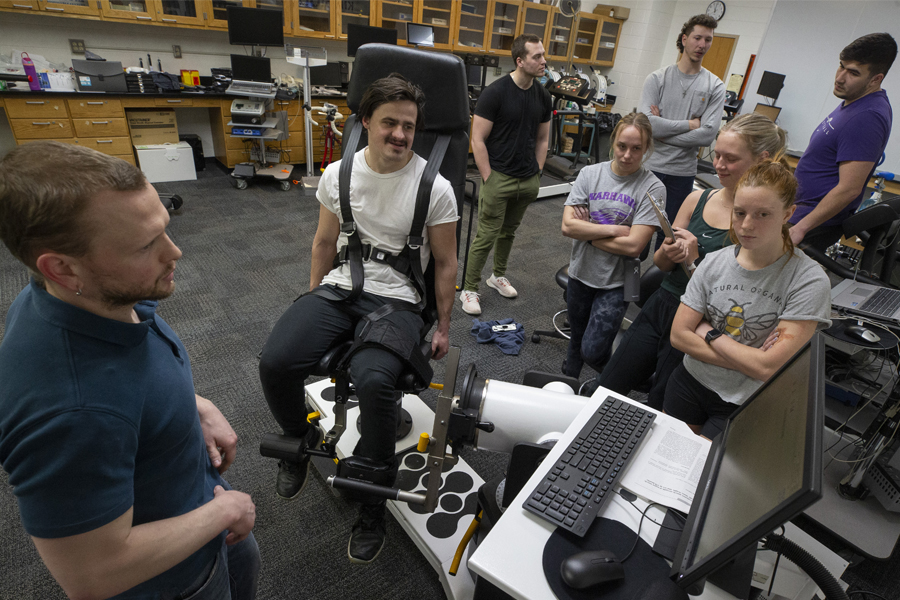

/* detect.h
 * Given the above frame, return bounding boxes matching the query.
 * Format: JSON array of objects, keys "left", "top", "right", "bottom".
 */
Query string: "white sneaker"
[
  {"left": 486, "top": 275, "right": 518, "bottom": 298},
  {"left": 460, "top": 290, "right": 481, "bottom": 315}
]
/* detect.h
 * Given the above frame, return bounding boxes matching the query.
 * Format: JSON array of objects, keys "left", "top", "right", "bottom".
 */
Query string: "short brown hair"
[
  {"left": 512, "top": 33, "right": 541, "bottom": 64},
  {"left": 0, "top": 141, "right": 146, "bottom": 279},
  {"left": 677, "top": 14, "right": 718, "bottom": 53},
  {"left": 840, "top": 33, "right": 897, "bottom": 78},
  {"left": 357, "top": 72, "right": 426, "bottom": 131}
]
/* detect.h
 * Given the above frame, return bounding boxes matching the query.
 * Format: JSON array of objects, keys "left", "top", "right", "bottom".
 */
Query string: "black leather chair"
[{"left": 801, "top": 197, "right": 900, "bottom": 287}]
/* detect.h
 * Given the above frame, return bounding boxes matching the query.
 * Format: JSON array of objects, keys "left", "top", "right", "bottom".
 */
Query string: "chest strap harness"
[{"left": 312, "top": 120, "right": 451, "bottom": 385}]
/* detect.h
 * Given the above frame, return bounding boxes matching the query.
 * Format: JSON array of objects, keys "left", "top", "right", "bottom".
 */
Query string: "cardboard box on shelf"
[
  {"left": 135, "top": 142, "right": 196, "bottom": 184},
  {"left": 592, "top": 4, "right": 630, "bottom": 19},
  {"left": 126, "top": 110, "right": 179, "bottom": 145}
]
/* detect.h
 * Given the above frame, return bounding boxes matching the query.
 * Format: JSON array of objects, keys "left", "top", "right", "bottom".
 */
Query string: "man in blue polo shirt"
[
  {"left": 790, "top": 33, "right": 896, "bottom": 251},
  {"left": 0, "top": 142, "right": 259, "bottom": 600}
]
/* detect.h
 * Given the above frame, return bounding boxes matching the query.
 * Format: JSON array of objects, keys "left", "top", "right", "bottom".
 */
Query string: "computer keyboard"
[
  {"left": 228, "top": 81, "right": 275, "bottom": 95},
  {"left": 523, "top": 397, "right": 655, "bottom": 537},
  {"left": 859, "top": 287, "right": 900, "bottom": 317}
]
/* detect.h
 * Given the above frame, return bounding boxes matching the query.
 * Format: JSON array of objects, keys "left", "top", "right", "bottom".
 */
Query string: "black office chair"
[
  {"left": 723, "top": 90, "right": 744, "bottom": 122},
  {"left": 801, "top": 197, "right": 900, "bottom": 288},
  {"left": 531, "top": 259, "right": 665, "bottom": 344},
  {"left": 260, "top": 44, "right": 469, "bottom": 470}
]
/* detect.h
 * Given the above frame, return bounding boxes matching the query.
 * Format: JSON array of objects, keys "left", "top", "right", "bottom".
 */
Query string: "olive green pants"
[{"left": 463, "top": 170, "right": 541, "bottom": 292}]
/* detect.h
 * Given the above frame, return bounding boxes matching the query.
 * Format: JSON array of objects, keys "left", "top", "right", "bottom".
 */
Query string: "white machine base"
[{"left": 305, "top": 379, "right": 482, "bottom": 600}]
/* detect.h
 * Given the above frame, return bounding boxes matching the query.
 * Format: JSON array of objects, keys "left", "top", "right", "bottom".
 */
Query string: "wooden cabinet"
[
  {"left": 418, "top": 0, "right": 453, "bottom": 49},
  {"left": 156, "top": 0, "right": 205, "bottom": 26},
  {"left": 546, "top": 7, "right": 574, "bottom": 62},
  {"left": 453, "top": 0, "right": 488, "bottom": 52},
  {"left": 0, "top": 0, "right": 39, "bottom": 10},
  {"left": 291, "top": 0, "right": 336, "bottom": 39},
  {"left": 486, "top": 0, "right": 521, "bottom": 56},
  {"left": 594, "top": 17, "right": 622, "bottom": 67},
  {"left": 100, "top": 0, "right": 157, "bottom": 22},
  {"left": 336, "top": 0, "right": 373, "bottom": 38},
  {"left": 40, "top": 0, "right": 100, "bottom": 16},
  {"left": 516, "top": 2, "right": 549, "bottom": 41},
  {"left": 571, "top": 11, "right": 599, "bottom": 65},
  {"left": 203, "top": 0, "right": 249, "bottom": 28},
  {"left": 375, "top": 0, "right": 415, "bottom": 44}
]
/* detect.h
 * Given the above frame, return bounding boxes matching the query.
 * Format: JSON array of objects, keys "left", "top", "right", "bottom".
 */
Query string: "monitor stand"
[{"left": 702, "top": 543, "right": 756, "bottom": 599}]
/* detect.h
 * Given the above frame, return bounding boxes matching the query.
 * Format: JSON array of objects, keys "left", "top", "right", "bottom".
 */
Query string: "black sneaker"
[
  {"left": 274, "top": 428, "right": 318, "bottom": 500},
  {"left": 348, "top": 502, "right": 387, "bottom": 564}
]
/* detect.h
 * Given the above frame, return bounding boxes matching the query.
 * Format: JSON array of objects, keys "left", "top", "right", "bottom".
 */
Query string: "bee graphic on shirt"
[{"left": 708, "top": 299, "right": 778, "bottom": 343}]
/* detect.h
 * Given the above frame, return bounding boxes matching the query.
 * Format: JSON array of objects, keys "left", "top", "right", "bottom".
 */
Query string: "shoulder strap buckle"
[
  {"left": 340, "top": 221, "right": 357, "bottom": 235},
  {"left": 407, "top": 235, "right": 424, "bottom": 251}
]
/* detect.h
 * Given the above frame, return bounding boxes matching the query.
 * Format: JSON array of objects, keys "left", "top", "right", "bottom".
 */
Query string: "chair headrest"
[{"left": 347, "top": 44, "right": 469, "bottom": 133}]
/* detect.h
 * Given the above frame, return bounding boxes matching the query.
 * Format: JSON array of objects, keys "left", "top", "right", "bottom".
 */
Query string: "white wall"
[{"left": 745, "top": 0, "right": 899, "bottom": 174}]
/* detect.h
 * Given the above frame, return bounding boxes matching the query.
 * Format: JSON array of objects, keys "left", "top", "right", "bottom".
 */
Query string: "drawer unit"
[
  {"left": 18, "top": 137, "right": 80, "bottom": 146},
  {"left": 77, "top": 136, "right": 133, "bottom": 155},
  {"left": 73, "top": 117, "right": 128, "bottom": 138},
  {"left": 4, "top": 98, "right": 69, "bottom": 119},
  {"left": 68, "top": 98, "right": 124, "bottom": 118},
  {"left": 155, "top": 97, "right": 193, "bottom": 106},
  {"left": 11, "top": 118, "right": 74, "bottom": 139},
  {"left": 113, "top": 153, "right": 136, "bottom": 166},
  {"left": 225, "top": 147, "right": 254, "bottom": 166}
]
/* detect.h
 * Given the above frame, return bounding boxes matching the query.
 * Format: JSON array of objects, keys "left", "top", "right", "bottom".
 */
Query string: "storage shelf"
[
  {"left": 422, "top": 6, "right": 451, "bottom": 13},
  {"left": 297, "top": 7, "right": 329, "bottom": 14}
]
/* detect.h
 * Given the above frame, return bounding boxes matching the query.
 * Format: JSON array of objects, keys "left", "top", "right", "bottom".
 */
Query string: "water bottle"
[{"left": 21, "top": 52, "right": 41, "bottom": 92}]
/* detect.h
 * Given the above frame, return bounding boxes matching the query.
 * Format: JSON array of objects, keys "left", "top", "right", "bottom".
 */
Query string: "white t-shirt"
[{"left": 317, "top": 149, "right": 459, "bottom": 304}]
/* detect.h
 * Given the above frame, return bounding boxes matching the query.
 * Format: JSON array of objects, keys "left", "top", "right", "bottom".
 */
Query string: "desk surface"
[{"left": 467, "top": 390, "right": 738, "bottom": 600}]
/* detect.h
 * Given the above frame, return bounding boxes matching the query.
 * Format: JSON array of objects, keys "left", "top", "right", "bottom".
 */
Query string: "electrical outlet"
[
  {"left": 69, "top": 39, "right": 85, "bottom": 54},
  {"left": 172, "top": 45, "right": 182, "bottom": 59},
  {"left": 493, "top": 66, "right": 502, "bottom": 76}
]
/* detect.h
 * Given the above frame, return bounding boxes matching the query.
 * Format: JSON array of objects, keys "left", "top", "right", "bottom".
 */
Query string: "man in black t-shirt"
[{"left": 460, "top": 33, "right": 552, "bottom": 315}]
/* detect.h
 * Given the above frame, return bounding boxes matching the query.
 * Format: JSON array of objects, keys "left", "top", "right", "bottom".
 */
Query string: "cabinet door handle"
[
  {"left": 91, "top": 121, "right": 110, "bottom": 124},
  {"left": 166, "top": 100, "right": 182, "bottom": 103},
  {"left": 136, "top": 15, "right": 152, "bottom": 20},
  {"left": 96, "top": 140, "right": 113, "bottom": 144},
  {"left": 162, "top": 18, "right": 176, "bottom": 22},
  {"left": 32, "top": 122, "right": 52, "bottom": 125},
  {"left": 13, "top": 4, "right": 35, "bottom": 8},
  {"left": 87, "top": 101, "right": 104, "bottom": 105},
  {"left": 45, "top": 6, "right": 65, "bottom": 10},
  {"left": 25, "top": 101, "right": 46, "bottom": 105}
]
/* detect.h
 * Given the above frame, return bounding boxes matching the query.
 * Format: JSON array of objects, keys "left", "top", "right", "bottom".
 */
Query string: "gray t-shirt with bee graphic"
[{"left": 680, "top": 246, "right": 832, "bottom": 405}]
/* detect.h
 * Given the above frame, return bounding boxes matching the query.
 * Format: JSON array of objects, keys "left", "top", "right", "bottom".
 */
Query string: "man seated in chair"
[{"left": 259, "top": 74, "right": 459, "bottom": 564}]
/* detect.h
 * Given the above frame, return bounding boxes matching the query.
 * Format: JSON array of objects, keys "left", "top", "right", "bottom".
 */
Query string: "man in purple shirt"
[{"left": 790, "top": 33, "right": 896, "bottom": 251}]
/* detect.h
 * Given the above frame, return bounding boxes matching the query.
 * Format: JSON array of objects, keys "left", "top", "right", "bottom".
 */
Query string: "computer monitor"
[
  {"left": 671, "top": 334, "right": 825, "bottom": 595},
  {"left": 309, "top": 63, "right": 344, "bottom": 88},
  {"left": 754, "top": 103, "right": 782, "bottom": 123},
  {"left": 407, "top": 23, "right": 435, "bottom": 47},
  {"left": 757, "top": 71, "right": 785, "bottom": 102},
  {"left": 227, "top": 6, "right": 284, "bottom": 47},
  {"left": 347, "top": 23, "right": 398, "bottom": 57},
  {"left": 230, "top": 55, "right": 271, "bottom": 83}
]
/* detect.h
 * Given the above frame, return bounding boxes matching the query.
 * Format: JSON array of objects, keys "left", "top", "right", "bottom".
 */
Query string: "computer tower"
[{"left": 178, "top": 134, "right": 205, "bottom": 172}]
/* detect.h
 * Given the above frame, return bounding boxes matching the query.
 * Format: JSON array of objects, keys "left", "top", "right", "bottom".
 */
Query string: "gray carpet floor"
[{"left": 0, "top": 162, "right": 897, "bottom": 600}]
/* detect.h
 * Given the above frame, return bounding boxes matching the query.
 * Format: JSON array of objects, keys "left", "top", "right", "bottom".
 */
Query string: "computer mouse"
[
  {"left": 560, "top": 549, "right": 625, "bottom": 589},
  {"left": 845, "top": 324, "right": 881, "bottom": 343}
]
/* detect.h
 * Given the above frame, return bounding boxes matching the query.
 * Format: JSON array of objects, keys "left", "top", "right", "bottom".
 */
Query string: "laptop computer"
[{"left": 831, "top": 279, "right": 900, "bottom": 322}]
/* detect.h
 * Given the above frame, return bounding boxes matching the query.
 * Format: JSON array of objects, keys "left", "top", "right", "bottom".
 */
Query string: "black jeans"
[
  {"left": 259, "top": 286, "right": 424, "bottom": 465},
  {"left": 564, "top": 276, "right": 626, "bottom": 378},
  {"left": 597, "top": 287, "right": 684, "bottom": 410},
  {"left": 663, "top": 363, "right": 737, "bottom": 439}
]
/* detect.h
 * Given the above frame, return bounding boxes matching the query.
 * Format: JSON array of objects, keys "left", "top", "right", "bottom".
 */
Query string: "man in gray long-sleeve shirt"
[{"left": 640, "top": 14, "right": 726, "bottom": 225}]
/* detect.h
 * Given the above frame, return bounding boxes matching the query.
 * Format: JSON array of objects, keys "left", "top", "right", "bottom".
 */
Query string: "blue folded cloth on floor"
[{"left": 470, "top": 318, "right": 525, "bottom": 355}]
